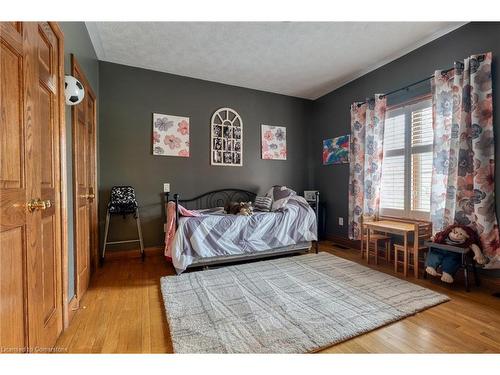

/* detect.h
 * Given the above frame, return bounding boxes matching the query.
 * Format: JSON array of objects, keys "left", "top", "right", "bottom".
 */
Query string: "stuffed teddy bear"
[
  {"left": 224, "top": 201, "right": 254, "bottom": 216},
  {"left": 426, "top": 224, "right": 487, "bottom": 283}
]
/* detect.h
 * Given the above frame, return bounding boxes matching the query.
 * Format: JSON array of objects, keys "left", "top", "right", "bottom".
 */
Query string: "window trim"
[
  {"left": 380, "top": 94, "right": 432, "bottom": 221},
  {"left": 386, "top": 93, "right": 433, "bottom": 112}
]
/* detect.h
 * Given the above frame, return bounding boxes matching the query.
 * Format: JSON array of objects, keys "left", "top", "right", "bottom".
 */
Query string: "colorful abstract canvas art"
[
  {"left": 152, "top": 113, "right": 190, "bottom": 157},
  {"left": 261, "top": 125, "right": 287, "bottom": 160},
  {"left": 323, "top": 135, "right": 349, "bottom": 165}
]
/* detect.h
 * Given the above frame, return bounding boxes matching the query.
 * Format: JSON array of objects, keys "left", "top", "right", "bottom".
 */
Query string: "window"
[{"left": 380, "top": 97, "right": 433, "bottom": 220}]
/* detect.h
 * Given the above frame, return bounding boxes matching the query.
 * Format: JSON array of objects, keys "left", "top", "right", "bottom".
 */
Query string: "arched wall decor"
[{"left": 210, "top": 107, "right": 243, "bottom": 166}]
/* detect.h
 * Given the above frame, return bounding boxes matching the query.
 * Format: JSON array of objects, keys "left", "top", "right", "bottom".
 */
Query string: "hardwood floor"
[
  {"left": 55, "top": 242, "right": 500, "bottom": 353},
  {"left": 56, "top": 252, "right": 173, "bottom": 353}
]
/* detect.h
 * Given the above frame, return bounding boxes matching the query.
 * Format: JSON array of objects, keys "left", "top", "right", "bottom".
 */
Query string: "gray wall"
[
  {"left": 60, "top": 22, "right": 99, "bottom": 300},
  {"left": 309, "top": 22, "right": 500, "bottom": 239},
  {"left": 96, "top": 22, "right": 500, "bottom": 260},
  {"left": 98, "top": 61, "right": 312, "bottom": 249}
]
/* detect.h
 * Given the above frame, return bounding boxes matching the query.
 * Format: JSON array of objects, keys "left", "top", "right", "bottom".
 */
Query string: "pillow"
[
  {"left": 266, "top": 185, "right": 296, "bottom": 211},
  {"left": 254, "top": 196, "right": 273, "bottom": 212},
  {"left": 197, "top": 207, "right": 226, "bottom": 215}
]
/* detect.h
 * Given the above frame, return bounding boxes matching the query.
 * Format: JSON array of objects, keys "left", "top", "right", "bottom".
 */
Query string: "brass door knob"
[
  {"left": 27, "top": 199, "right": 51, "bottom": 212},
  {"left": 82, "top": 194, "right": 95, "bottom": 200}
]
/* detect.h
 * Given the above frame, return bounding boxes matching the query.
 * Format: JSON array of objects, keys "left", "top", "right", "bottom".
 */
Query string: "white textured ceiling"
[{"left": 86, "top": 22, "right": 464, "bottom": 100}]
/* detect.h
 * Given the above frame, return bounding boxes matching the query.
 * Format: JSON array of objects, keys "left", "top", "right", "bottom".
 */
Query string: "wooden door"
[
  {"left": 0, "top": 22, "right": 64, "bottom": 351},
  {"left": 29, "top": 21, "right": 64, "bottom": 349},
  {"left": 0, "top": 21, "right": 29, "bottom": 351},
  {"left": 72, "top": 56, "right": 97, "bottom": 301}
]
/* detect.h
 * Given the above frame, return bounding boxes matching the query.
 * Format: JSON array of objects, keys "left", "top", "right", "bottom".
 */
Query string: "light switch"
[
  {"left": 163, "top": 183, "right": 170, "bottom": 193},
  {"left": 338, "top": 217, "right": 344, "bottom": 226}
]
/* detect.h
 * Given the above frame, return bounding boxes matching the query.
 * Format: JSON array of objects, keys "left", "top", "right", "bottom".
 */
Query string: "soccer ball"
[{"left": 64, "top": 75, "right": 85, "bottom": 105}]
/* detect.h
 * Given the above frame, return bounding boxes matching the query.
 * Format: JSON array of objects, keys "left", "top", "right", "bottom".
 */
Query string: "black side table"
[{"left": 305, "top": 191, "right": 326, "bottom": 241}]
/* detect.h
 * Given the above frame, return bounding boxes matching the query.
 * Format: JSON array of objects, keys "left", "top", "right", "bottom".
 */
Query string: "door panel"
[
  {"left": 41, "top": 215, "right": 56, "bottom": 324},
  {"left": 40, "top": 83, "right": 54, "bottom": 188},
  {"left": 0, "top": 23, "right": 23, "bottom": 52},
  {"left": 38, "top": 30, "right": 51, "bottom": 72},
  {"left": 9, "top": 22, "right": 22, "bottom": 33},
  {"left": 0, "top": 44, "right": 24, "bottom": 189},
  {"left": 72, "top": 56, "right": 96, "bottom": 301},
  {"left": 77, "top": 116, "right": 87, "bottom": 188},
  {"left": 0, "top": 22, "right": 28, "bottom": 350},
  {"left": 37, "top": 23, "right": 56, "bottom": 91},
  {"left": 0, "top": 227, "right": 26, "bottom": 349},
  {"left": 77, "top": 205, "right": 90, "bottom": 298}
]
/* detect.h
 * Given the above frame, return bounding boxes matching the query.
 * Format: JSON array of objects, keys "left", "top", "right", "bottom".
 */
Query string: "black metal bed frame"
[
  {"left": 164, "top": 188, "right": 318, "bottom": 269},
  {"left": 165, "top": 188, "right": 257, "bottom": 228}
]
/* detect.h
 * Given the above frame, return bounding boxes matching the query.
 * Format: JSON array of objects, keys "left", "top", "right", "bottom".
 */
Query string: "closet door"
[
  {"left": 74, "top": 86, "right": 91, "bottom": 301},
  {"left": 27, "top": 21, "right": 63, "bottom": 349},
  {"left": 72, "top": 56, "right": 97, "bottom": 301},
  {"left": 0, "top": 21, "right": 64, "bottom": 351},
  {"left": 0, "top": 22, "right": 29, "bottom": 350}
]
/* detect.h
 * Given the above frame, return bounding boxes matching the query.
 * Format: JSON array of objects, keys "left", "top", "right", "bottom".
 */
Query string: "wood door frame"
[{"left": 71, "top": 54, "right": 98, "bottom": 306}]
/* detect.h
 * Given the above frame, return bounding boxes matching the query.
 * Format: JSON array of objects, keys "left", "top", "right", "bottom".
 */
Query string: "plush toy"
[
  {"left": 426, "top": 224, "right": 487, "bottom": 283},
  {"left": 225, "top": 201, "right": 254, "bottom": 216}
]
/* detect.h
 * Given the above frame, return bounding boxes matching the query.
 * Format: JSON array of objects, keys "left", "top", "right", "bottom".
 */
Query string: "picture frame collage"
[{"left": 211, "top": 107, "right": 243, "bottom": 166}]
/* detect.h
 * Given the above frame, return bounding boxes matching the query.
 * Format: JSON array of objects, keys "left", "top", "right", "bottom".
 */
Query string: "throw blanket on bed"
[
  {"left": 164, "top": 202, "right": 201, "bottom": 259},
  {"left": 169, "top": 195, "right": 317, "bottom": 273}
]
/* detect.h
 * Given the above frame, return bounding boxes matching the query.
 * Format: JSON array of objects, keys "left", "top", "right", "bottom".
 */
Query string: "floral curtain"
[
  {"left": 431, "top": 52, "right": 500, "bottom": 268},
  {"left": 348, "top": 95, "right": 387, "bottom": 240}
]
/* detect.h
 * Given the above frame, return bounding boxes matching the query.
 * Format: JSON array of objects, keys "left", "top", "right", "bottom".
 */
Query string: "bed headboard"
[{"left": 165, "top": 188, "right": 257, "bottom": 211}]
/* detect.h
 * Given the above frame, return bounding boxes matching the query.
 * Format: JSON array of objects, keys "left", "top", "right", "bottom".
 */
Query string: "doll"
[{"left": 426, "top": 224, "right": 487, "bottom": 283}]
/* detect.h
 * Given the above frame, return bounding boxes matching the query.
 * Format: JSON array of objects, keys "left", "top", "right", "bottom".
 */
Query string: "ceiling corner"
[{"left": 85, "top": 22, "right": 105, "bottom": 60}]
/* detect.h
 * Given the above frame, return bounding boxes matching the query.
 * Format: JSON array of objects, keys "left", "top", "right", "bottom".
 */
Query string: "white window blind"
[
  {"left": 383, "top": 114, "right": 405, "bottom": 151},
  {"left": 380, "top": 155, "right": 405, "bottom": 210},
  {"left": 411, "top": 106, "right": 433, "bottom": 147},
  {"left": 411, "top": 152, "right": 432, "bottom": 212},
  {"left": 380, "top": 97, "right": 433, "bottom": 220}
]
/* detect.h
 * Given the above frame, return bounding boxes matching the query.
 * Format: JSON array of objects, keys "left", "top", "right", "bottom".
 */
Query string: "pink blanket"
[{"left": 164, "top": 201, "right": 201, "bottom": 259}]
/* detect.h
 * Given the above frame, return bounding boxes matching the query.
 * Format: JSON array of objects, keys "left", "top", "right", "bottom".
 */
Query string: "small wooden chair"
[
  {"left": 394, "top": 222, "right": 432, "bottom": 276},
  {"left": 394, "top": 244, "right": 409, "bottom": 276},
  {"left": 362, "top": 229, "right": 391, "bottom": 265}
]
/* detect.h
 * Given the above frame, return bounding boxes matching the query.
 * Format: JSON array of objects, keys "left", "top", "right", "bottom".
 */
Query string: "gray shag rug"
[{"left": 160, "top": 252, "right": 449, "bottom": 353}]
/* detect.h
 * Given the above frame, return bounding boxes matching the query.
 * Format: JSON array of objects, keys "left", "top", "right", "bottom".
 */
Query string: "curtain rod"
[{"left": 354, "top": 67, "right": 454, "bottom": 107}]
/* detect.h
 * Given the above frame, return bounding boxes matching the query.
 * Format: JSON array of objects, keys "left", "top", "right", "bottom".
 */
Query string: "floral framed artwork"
[
  {"left": 211, "top": 107, "right": 243, "bottom": 166},
  {"left": 323, "top": 135, "right": 349, "bottom": 165},
  {"left": 152, "top": 113, "right": 190, "bottom": 157},
  {"left": 261, "top": 125, "right": 287, "bottom": 160}
]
